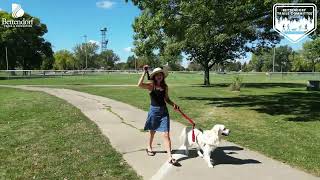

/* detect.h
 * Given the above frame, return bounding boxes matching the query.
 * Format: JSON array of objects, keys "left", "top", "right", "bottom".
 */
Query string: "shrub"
[{"left": 229, "top": 75, "right": 243, "bottom": 91}]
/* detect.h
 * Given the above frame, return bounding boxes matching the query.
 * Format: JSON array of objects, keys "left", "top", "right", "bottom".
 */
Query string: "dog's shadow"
[
  {"left": 212, "top": 146, "right": 261, "bottom": 165},
  {"left": 175, "top": 146, "right": 261, "bottom": 166}
]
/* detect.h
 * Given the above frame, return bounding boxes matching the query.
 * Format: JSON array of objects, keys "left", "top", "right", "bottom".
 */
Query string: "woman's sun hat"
[{"left": 149, "top": 67, "right": 168, "bottom": 79}]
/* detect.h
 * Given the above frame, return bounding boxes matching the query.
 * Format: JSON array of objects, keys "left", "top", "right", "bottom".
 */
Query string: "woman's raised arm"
[{"left": 138, "top": 71, "right": 151, "bottom": 90}]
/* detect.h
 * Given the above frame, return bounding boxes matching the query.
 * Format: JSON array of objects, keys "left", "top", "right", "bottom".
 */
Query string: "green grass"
[
  {"left": 0, "top": 87, "right": 141, "bottom": 179},
  {"left": 0, "top": 72, "right": 319, "bottom": 85},
  {"left": 1, "top": 72, "right": 320, "bottom": 176},
  {"left": 66, "top": 82, "right": 320, "bottom": 176}
]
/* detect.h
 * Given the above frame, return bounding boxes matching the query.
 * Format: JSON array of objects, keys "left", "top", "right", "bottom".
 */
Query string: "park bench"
[{"left": 307, "top": 80, "right": 320, "bottom": 91}]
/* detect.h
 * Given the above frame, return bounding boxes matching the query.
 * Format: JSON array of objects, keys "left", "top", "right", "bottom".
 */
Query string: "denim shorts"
[{"left": 144, "top": 105, "right": 170, "bottom": 132}]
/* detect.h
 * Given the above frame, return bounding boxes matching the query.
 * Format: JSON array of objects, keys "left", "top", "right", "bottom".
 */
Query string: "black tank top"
[{"left": 150, "top": 86, "right": 166, "bottom": 107}]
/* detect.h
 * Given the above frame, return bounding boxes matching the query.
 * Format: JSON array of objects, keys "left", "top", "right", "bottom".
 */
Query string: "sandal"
[
  {"left": 168, "top": 158, "right": 181, "bottom": 167},
  {"left": 146, "top": 149, "right": 155, "bottom": 156}
]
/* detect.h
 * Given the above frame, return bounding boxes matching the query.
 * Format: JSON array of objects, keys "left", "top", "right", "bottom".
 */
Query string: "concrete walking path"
[{"left": 2, "top": 85, "right": 319, "bottom": 180}]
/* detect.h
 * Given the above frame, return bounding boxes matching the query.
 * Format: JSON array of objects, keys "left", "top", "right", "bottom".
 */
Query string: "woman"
[{"left": 138, "top": 66, "right": 180, "bottom": 165}]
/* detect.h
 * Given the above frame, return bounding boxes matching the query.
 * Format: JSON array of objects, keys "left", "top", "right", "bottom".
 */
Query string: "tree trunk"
[{"left": 204, "top": 67, "right": 210, "bottom": 86}]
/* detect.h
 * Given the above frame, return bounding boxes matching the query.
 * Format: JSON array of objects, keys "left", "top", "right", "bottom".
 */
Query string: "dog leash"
[{"left": 177, "top": 109, "right": 196, "bottom": 142}]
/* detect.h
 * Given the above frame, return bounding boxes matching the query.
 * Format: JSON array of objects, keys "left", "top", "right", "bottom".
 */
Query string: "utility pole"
[
  {"left": 5, "top": 47, "right": 8, "bottom": 70},
  {"left": 273, "top": 47, "right": 275, "bottom": 72},
  {"left": 83, "top": 35, "right": 88, "bottom": 69},
  {"left": 135, "top": 57, "right": 137, "bottom": 71}
]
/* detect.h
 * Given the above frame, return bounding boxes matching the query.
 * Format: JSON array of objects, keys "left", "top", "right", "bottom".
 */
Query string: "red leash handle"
[{"left": 177, "top": 109, "right": 196, "bottom": 142}]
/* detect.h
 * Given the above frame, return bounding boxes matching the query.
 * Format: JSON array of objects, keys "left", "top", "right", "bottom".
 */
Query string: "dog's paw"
[
  {"left": 208, "top": 164, "right": 214, "bottom": 168},
  {"left": 197, "top": 151, "right": 204, "bottom": 158}
]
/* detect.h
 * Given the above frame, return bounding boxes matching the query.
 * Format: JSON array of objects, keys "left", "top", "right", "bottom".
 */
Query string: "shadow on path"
[
  {"left": 174, "top": 146, "right": 261, "bottom": 166},
  {"left": 212, "top": 146, "right": 261, "bottom": 165}
]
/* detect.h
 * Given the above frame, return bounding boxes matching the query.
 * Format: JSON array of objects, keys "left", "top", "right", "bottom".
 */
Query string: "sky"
[
  {"left": 0, "top": 0, "right": 314, "bottom": 67},
  {"left": 0, "top": 0, "right": 140, "bottom": 62}
]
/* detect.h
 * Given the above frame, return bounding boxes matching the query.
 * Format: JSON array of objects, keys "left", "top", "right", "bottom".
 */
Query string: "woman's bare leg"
[
  {"left": 162, "top": 132, "right": 173, "bottom": 159},
  {"left": 148, "top": 130, "right": 156, "bottom": 151}
]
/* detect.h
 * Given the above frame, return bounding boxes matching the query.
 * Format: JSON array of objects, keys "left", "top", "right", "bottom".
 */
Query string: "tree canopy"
[
  {"left": 302, "top": 38, "right": 320, "bottom": 72},
  {"left": 73, "top": 42, "right": 99, "bottom": 69},
  {"left": 53, "top": 50, "right": 75, "bottom": 70},
  {"left": 127, "top": 0, "right": 283, "bottom": 85},
  {"left": 97, "top": 50, "right": 120, "bottom": 69},
  {"left": 0, "top": 11, "right": 53, "bottom": 70},
  {"left": 247, "top": 39, "right": 320, "bottom": 72}
]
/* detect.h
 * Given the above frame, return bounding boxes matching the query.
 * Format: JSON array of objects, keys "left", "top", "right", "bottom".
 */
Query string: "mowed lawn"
[
  {"left": 0, "top": 87, "right": 141, "bottom": 179},
  {"left": 1, "top": 72, "right": 320, "bottom": 176},
  {"left": 0, "top": 72, "right": 319, "bottom": 85}
]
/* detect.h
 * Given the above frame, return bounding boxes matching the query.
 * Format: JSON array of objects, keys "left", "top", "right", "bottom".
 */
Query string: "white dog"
[{"left": 180, "top": 124, "right": 230, "bottom": 167}]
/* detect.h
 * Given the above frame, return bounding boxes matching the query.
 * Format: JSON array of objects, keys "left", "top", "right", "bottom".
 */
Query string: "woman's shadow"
[{"left": 174, "top": 146, "right": 261, "bottom": 166}]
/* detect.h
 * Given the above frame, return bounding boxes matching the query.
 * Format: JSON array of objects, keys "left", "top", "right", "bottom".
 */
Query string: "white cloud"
[
  {"left": 89, "top": 40, "right": 101, "bottom": 46},
  {"left": 0, "top": 8, "right": 3, "bottom": 11},
  {"left": 96, "top": 1, "right": 115, "bottom": 9},
  {"left": 123, "top": 47, "right": 132, "bottom": 52}
]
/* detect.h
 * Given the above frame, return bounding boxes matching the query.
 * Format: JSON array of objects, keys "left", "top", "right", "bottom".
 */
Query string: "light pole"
[
  {"left": 83, "top": 35, "right": 88, "bottom": 69},
  {"left": 135, "top": 56, "right": 137, "bottom": 71},
  {"left": 5, "top": 47, "right": 8, "bottom": 70},
  {"left": 273, "top": 47, "right": 275, "bottom": 72}
]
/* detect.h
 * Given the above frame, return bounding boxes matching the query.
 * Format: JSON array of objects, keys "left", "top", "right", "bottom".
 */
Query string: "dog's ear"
[{"left": 212, "top": 124, "right": 224, "bottom": 132}]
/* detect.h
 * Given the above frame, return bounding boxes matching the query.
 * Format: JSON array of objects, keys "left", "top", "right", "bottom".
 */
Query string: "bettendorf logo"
[
  {"left": 12, "top": 3, "right": 24, "bottom": 18},
  {"left": 273, "top": 3, "right": 317, "bottom": 43},
  {"left": 1, "top": 3, "right": 33, "bottom": 28}
]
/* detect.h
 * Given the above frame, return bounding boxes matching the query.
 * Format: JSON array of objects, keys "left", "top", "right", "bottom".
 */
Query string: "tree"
[
  {"left": 187, "top": 62, "right": 203, "bottom": 71},
  {"left": 302, "top": 38, "right": 320, "bottom": 72},
  {"left": 242, "top": 62, "right": 250, "bottom": 72},
  {"left": 41, "top": 56, "right": 54, "bottom": 70},
  {"left": 274, "top": 45, "right": 292, "bottom": 72},
  {"left": 166, "top": 62, "right": 185, "bottom": 71},
  {"left": 114, "top": 62, "right": 128, "bottom": 70},
  {"left": 161, "top": 54, "right": 184, "bottom": 71},
  {"left": 73, "top": 42, "right": 99, "bottom": 69},
  {"left": 128, "top": 0, "right": 282, "bottom": 85},
  {"left": 249, "top": 54, "right": 264, "bottom": 72},
  {"left": 136, "top": 55, "right": 161, "bottom": 68},
  {"left": 306, "top": 0, "right": 320, "bottom": 39},
  {"left": 0, "top": 11, "right": 53, "bottom": 70},
  {"left": 158, "top": 40, "right": 184, "bottom": 70},
  {"left": 249, "top": 45, "right": 293, "bottom": 72},
  {"left": 291, "top": 51, "right": 310, "bottom": 72},
  {"left": 126, "top": 55, "right": 137, "bottom": 69},
  {"left": 53, "top": 50, "right": 75, "bottom": 70},
  {"left": 97, "top": 50, "right": 120, "bottom": 69},
  {"left": 225, "top": 61, "right": 242, "bottom": 72}
]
